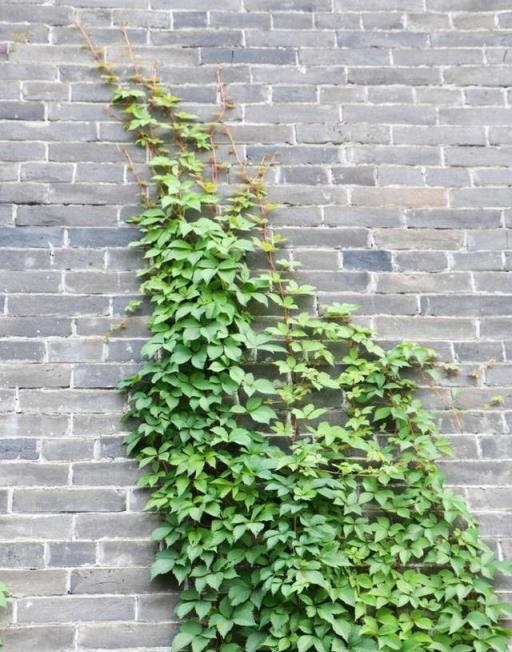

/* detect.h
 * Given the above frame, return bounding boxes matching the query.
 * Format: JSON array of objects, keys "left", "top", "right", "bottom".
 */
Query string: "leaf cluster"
[{"left": 86, "top": 37, "right": 512, "bottom": 652}]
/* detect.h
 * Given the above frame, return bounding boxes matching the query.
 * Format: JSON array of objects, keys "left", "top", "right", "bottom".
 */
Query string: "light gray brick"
[
  {"left": 374, "top": 229, "right": 463, "bottom": 250},
  {"left": 75, "top": 513, "right": 158, "bottom": 540},
  {"left": 99, "top": 541, "right": 156, "bottom": 567},
  {"left": 42, "top": 438, "right": 95, "bottom": 461},
  {"left": 374, "top": 316, "right": 477, "bottom": 340},
  {"left": 0, "top": 569, "right": 68, "bottom": 597},
  {"left": 347, "top": 66, "right": 441, "bottom": 86},
  {"left": 72, "top": 462, "right": 138, "bottom": 486},
  {"left": 377, "top": 272, "right": 471, "bottom": 294},
  {"left": 0, "top": 413, "right": 69, "bottom": 438},
  {"left": 394, "top": 251, "right": 448, "bottom": 273}
]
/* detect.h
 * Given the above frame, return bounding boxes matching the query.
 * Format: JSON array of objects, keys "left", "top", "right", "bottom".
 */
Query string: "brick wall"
[{"left": 0, "top": 0, "right": 511, "bottom": 649}]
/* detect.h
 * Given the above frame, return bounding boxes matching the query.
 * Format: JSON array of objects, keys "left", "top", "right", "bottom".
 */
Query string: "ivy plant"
[{"left": 80, "top": 27, "right": 512, "bottom": 652}]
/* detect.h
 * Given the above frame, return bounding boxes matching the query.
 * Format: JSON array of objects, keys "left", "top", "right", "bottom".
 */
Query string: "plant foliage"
[{"left": 82, "top": 28, "right": 512, "bottom": 652}]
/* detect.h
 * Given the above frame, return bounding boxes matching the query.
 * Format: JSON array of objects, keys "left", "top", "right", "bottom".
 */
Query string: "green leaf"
[
  {"left": 249, "top": 404, "right": 277, "bottom": 424},
  {"left": 232, "top": 603, "right": 256, "bottom": 627}
]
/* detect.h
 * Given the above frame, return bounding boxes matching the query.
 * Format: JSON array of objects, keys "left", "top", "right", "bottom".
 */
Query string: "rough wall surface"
[{"left": 0, "top": 0, "right": 511, "bottom": 649}]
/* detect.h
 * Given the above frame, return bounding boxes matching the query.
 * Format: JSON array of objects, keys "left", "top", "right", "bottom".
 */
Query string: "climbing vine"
[{"left": 81, "top": 28, "right": 512, "bottom": 652}]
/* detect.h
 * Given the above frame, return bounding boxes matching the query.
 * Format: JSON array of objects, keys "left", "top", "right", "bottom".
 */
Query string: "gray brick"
[
  {"left": 441, "top": 461, "right": 512, "bottom": 486},
  {"left": 51, "top": 342, "right": 103, "bottom": 365},
  {"left": 0, "top": 341, "right": 45, "bottom": 362},
  {"left": 0, "top": 625, "right": 75, "bottom": 652},
  {"left": 332, "top": 167, "right": 375, "bottom": 186},
  {"left": 8, "top": 295, "right": 110, "bottom": 317},
  {"left": 75, "top": 513, "right": 158, "bottom": 540},
  {"left": 173, "top": 11, "right": 207, "bottom": 27},
  {"left": 71, "top": 568, "right": 158, "bottom": 595},
  {"left": 0, "top": 413, "right": 69, "bottom": 438},
  {"left": 0, "top": 101, "right": 45, "bottom": 120},
  {"left": 245, "top": 0, "right": 330, "bottom": 8},
  {"left": 344, "top": 105, "right": 436, "bottom": 126},
  {"left": 0, "top": 390, "right": 16, "bottom": 412},
  {"left": 19, "top": 389, "right": 124, "bottom": 414},
  {"left": 201, "top": 47, "right": 296, "bottom": 65},
  {"left": 137, "top": 593, "right": 178, "bottom": 622},
  {"left": 78, "top": 622, "right": 177, "bottom": 649},
  {"left": 13, "top": 488, "right": 126, "bottom": 513},
  {"left": 42, "top": 438, "right": 95, "bottom": 461},
  {"left": 467, "top": 487, "right": 512, "bottom": 511},
  {"left": 48, "top": 542, "right": 97, "bottom": 568},
  {"left": 374, "top": 316, "right": 477, "bottom": 340},
  {"left": 347, "top": 67, "right": 441, "bottom": 86},
  {"left": 377, "top": 272, "right": 471, "bottom": 294},
  {"left": 99, "top": 541, "right": 156, "bottom": 567},
  {"left": 0, "top": 5, "right": 73, "bottom": 24},
  {"left": 22, "top": 81, "right": 68, "bottom": 101},
  {"left": 374, "top": 229, "right": 463, "bottom": 250},
  {"left": 427, "top": 0, "right": 511, "bottom": 9},
  {"left": 18, "top": 596, "right": 135, "bottom": 623},
  {"left": 393, "top": 126, "right": 486, "bottom": 146},
  {"left": 72, "top": 462, "right": 138, "bottom": 486},
  {"left": 21, "top": 162, "right": 73, "bottom": 183},
  {"left": 454, "top": 341, "right": 504, "bottom": 362},
  {"left": 297, "top": 123, "right": 390, "bottom": 145},
  {"left": 423, "top": 295, "right": 512, "bottom": 317},
  {"left": 0, "top": 439, "right": 38, "bottom": 461},
  {"left": 0, "top": 514, "right": 73, "bottom": 540},
  {"left": 0, "top": 226, "right": 62, "bottom": 248},
  {"left": 0, "top": 64, "right": 57, "bottom": 81},
  {"left": 407, "top": 209, "right": 501, "bottom": 230},
  {"left": 343, "top": 249, "right": 392, "bottom": 271},
  {"left": 68, "top": 228, "right": 137, "bottom": 247},
  {"left": 0, "top": 579, "right": 48, "bottom": 615},
  {"left": 0, "top": 463, "right": 69, "bottom": 487},
  {"left": 352, "top": 188, "right": 447, "bottom": 208},
  {"left": 0, "top": 543, "right": 44, "bottom": 568},
  {"left": 279, "top": 227, "right": 368, "bottom": 248}
]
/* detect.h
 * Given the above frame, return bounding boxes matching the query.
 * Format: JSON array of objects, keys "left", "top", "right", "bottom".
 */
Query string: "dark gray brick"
[{"left": 343, "top": 249, "right": 392, "bottom": 271}]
